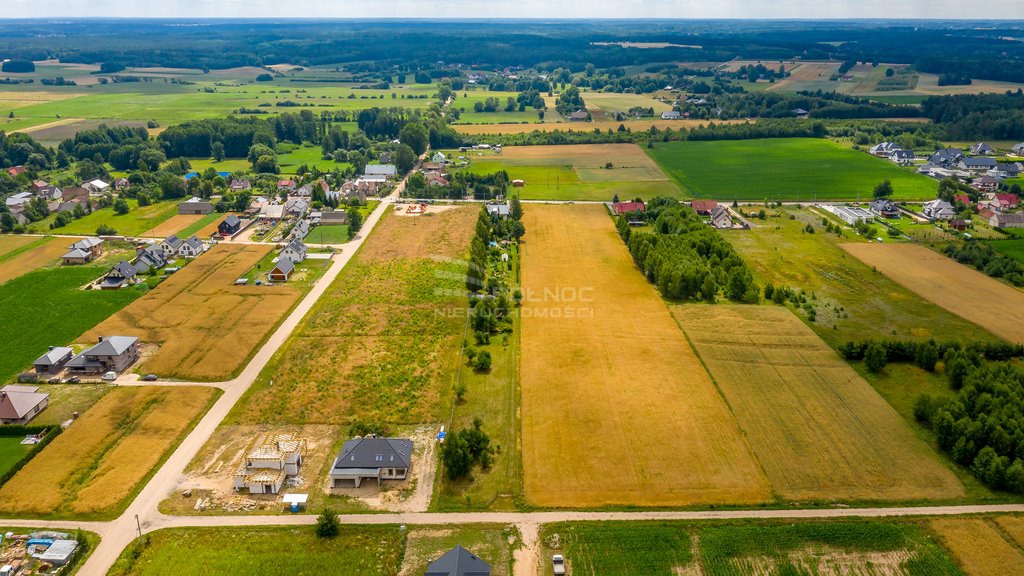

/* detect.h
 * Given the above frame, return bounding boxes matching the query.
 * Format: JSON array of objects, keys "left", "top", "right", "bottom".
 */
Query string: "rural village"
[{"left": 3, "top": 16, "right": 1024, "bottom": 576}]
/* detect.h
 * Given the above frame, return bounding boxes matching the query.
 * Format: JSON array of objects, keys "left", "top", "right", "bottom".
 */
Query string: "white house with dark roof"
[
  {"left": 0, "top": 385, "right": 49, "bottom": 425},
  {"left": 134, "top": 243, "right": 167, "bottom": 273},
  {"left": 160, "top": 235, "right": 184, "bottom": 259},
  {"left": 178, "top": 236, "right": 205, "bottom": 258},
  {"left": 281, "top": 239, "right": 307, "bottom": 263},
  {"left": 970, "top": 142, "right": 994, "bottom": 155},
  {"left": 329, "top": 436, "right": 413, "bottom": 488},
  {"left": 922, "top": 199, "right": 956, "bottom": 221},
  {"left": 66, "top": 336, "right": 140, "bottom": 375},
  {"left": 1012, "top": 143, "right": 1024, "bottom": 155},
  {"left": 101, "top": 260, "right": 139, "bottom": 289}
]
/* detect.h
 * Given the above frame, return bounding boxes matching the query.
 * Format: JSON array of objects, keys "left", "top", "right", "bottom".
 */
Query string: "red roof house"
[
  {"left": 613, "top": 201, "right": 646, "bottom": 215},
  {"left": 996, "top": 193, "right": 1019, "bottom": 210},
  {"left": 690, "top": 200, "right": 719, "bottom": 215},
  {"left": 6, "top": 166, "right": 26, "bottom": 177},
  {"left": 954, "top": 194, "right": 972, "bottom": 206}
]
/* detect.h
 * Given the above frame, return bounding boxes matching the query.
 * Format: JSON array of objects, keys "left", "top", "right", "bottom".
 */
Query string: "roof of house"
[
  {"left": 333, "top": 437, "right": 412, "bottom": 470},
  {"left": 891, "top": 150, "right": 914, "bottom": 159},
  {"left": 71, "top": 237, "right": 103, "bottom": 250},
  {"left": 285, "top": 239, "right": 307, "bottom": 255},
  {"left": 163, "top": 235, "right": 184, "bottom": 249},
  {"left": 222, "top": 214, "right": 241, "bottom": 227},
  {"left": 364, "top": 164, "right": 397, "bottom": 176},
  {"left": 62, "top": 248, "right": 90, "bottom": 260},
  {"left": 486, "top": 203, "right": 511, "bottom": 216},
  {"left": 870, "top": 199, "right": 898, "bottom": 210},
  {"left": 34, "top": 347, "right": 73, "bottom": 366},
  {"left": 182, "top": 236, "right": 204, "bottom": 251},
  {"left": 993, "top": 212, "right": 1024, "bottom": 225},
  {"left": 613, "top": 201, "right": 645, "bottom": 214},
  {"left": 86, "top": 336, "right": 139, "bottom": 357},
  {"left": 110, "top": 260, "right": 138, "bottom": 279},
  {"left": 273, "top": 257, "right": 295, "bottom": 276},
  {"left": 0, "top": 385, "right": 48, "bottom": 421},
  {"left": 961, "top": 157, "right": 998, "bottom": 167},
  {"left": 425, "top": 546, "right": 491, "bottom": 576},
  {"left": 711, "top": 205, "right": 731, "bottom": 218},
  {"left": 690, "top": 200, "right": 718, "bottom": 212}
]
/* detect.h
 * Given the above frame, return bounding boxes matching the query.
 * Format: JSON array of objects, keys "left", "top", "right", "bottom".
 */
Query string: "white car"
[
  {"left": 101, "top": 371, "right": 117, "bottom": 381},
  {"left": 552, "top": 554, "right": 565, "bottom": 575}
]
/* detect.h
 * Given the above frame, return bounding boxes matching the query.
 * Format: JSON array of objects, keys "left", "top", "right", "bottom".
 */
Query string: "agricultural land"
[
  {"left": 0, "top": 236, "right": 70, "bottom": 284},
  {"left": 0, "top": 386, "right": 218, "bottom": 518},
  {"left": 647, "top": 138, "right": 938, "bottom": 201},
  {"left": 841, "top": 243, "right": 1024, "bottom": 344},
  {"left": 675, "top": 305, "right": 963, "bottom": 501},
  {"left": 520, "top": 204, "right": 770, "bottom": 507}
]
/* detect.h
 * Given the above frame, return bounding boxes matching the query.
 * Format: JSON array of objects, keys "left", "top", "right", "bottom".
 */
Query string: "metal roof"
[
  {"left": 332, "top": 437, "right": 412, "bottom": 470},
  {"left": 425, "top": 546, "right": 491, "bottom": 576}
]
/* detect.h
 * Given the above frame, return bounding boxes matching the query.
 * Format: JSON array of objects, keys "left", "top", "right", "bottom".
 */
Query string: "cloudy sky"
[{"left": 5, "top": 0, "right": 1024, "bottom": 19}]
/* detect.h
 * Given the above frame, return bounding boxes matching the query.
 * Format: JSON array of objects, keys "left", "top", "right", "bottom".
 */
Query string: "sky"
[{"left": 5, "top": 0, "right": 1024, "bottom": 19}]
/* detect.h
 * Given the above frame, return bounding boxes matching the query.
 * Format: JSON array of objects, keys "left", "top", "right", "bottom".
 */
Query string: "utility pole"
[{"left": 135, "top": 514, "right": 143, "bottom": 545}]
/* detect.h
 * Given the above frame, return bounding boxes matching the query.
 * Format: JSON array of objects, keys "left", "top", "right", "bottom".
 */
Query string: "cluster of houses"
[
  {"left": 95, "top": 232, "right": 209, "bottom": 289},
  {"left": 2, "top": 176, "right": 124, "bottom": 226},
  {"left": 870, "top": 142, "right": 1024, "bottom": 186}
]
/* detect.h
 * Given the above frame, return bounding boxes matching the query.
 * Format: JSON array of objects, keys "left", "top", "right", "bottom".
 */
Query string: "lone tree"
[
  {"left": 348, "top": 209, "right": 363, "bottom": 240},
  {"left": 873, "top": 180, "right": 894, "bottom": 199},
  {"left": 865, "top": 341, "right": 887, "bottom": 373},
  {"left": 316, "top": 508, "right": 340, "bottom": 538}
]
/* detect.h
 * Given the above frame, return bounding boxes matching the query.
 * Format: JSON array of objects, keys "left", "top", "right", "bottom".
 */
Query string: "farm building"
[
  {"left": 511, "top": 179, "right": 525, "bottom": 187},
  {"left": 269, "top": 257, "right": 295, "bottom": 282},
  {"left": 569, "top": 110, "right": 589, "bottom": 122},
  {"left": 281, "top": 239, "right": 308, "bottom": 263},
  {"left": 178, "top": 197, "right": 214, "bottom": 215},
  {"left": 690, "top": 200, "right": 718, "bottom": 215},
  {"left": 66, "top": 336, "right": 140, "bottom": 376},
  {"left": 260, "top": 204, "right": 285, "bottom": 221},
  {"left": 991, "top": 212, "right": 1024, "bottom": 229},
  {"left": 233, "top": 435, "right": 305, "bottom": 495},
  {"left": 869, "top": 200, "right": 900, "bottom": 219},
  {"left": 613, "top": 201, "right": 645, "bottom": 215},
  {"left": 364, "top": 164, "right": 398, "bottom": 178},
  {"left": 922, "top": 199, "right": 956, "bottom": 221},
  {"left": 0, "top": 385, "right": 49, "bottom": 425},
  {"left": 33, "top": 346, "right": 74, "bottom": 375},
  {"left": 62, "top": 237, "right": 104, "bottom": 264},
  {"left": 100, "top": 260, "right": 139, "bottom": 289},
  {"left": 35, "top": 184, "right": 62, "bottom": 201},
  {"left": 486, "top": 202, "right": 511, "bottom": 218},
  {"left": 83, "top": 179, "right": 110, "bottom": 194},
  {"left": 320, "top": 209, "right": 349, "bottom": 224},
  {"left": 425, "top": 546, "right": 491, "bottom": 576},
  {"left": 828, "top": 205, "right": 874, "bottom": 226},
  {"left": 329, "top": 436, "right": 412, "bottom": 488},
  {"left": 661, "top": 110, "right": 682, "bottom": 120},
  {"left": 710, "top": 205, "right": 733, "bottom": 229},
  {"left": 33, "top": 539, "right": 78, "bottom": 566},
  {"left": 178, "top": 236, "right": 205, "bottom": 258},
  {"left": 218, "top": 214, "right": 242, "bottom": 236}
]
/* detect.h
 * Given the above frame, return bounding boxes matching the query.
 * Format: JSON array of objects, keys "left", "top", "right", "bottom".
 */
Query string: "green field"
[
  {"left": 0, "top": 266, "right": 142, "bottom": 383},
  {"left": 541, "top": 520, "right": 962, "bottom": 576},
  {"left": 306, "top": 202, "right": 379, "bottom": 244},
  {"left": 647, "top": 138, "right": 938, "bottom": 201},
  {"left": 0, "top": 437, "right": 31, "bottom": 478},
  {"left": 108, "top": 525, "right": 403, "bottom": 576},
  {"left": 986, "top": 239, "right": 1024, "bottom": 264},
  {"left": 36, "top": 200, "right": 179, "bottom": 237}
]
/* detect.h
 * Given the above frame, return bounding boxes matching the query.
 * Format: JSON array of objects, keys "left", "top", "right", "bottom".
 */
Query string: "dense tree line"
[
  {"left": 839, "top": 339, "right": 1024, "bottom": 364},
  {"left": 617, "top": 200, "right": 758, "bottom": 303},
  {"left": 942, "top": 241, "right": 1024, "bottom": 287},
  {"left": 920, "top": 92, "right": 1024, "bottom": 141}
]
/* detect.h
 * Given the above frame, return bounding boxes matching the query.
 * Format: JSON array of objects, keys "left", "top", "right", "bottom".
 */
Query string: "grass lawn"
[
  {"left": 186, "top": 158, "right": 250, "bottom": 174},
  {"left": 108, "top": 525, "right": 403, "bottom": 576},
  {"left": 307, "top": 202, "right": 379, "bottom": 244},
  {"left": 277, "top": 144, "right": 353, "bottom": 174},
  {"left": 0, "top": 437, "right": 31, "bottom": 478},
  {"left": 986, "top": 238, "right": 1024, "bottom": 263},
  {"left": 647, "top": 138, "right": 938, "bottom": 201},
  {"left": 32, "top": 383, "right": 112, "bottom": 426},
  {"left": 37, "top": 200, "right": 179, "bottom": 237},
  {"left": 0, "top": 265, "right": 142, "bottom": 383}
]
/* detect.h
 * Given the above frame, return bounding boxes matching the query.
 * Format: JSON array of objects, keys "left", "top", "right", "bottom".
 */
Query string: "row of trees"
[{"left": 942, "top": 241, "right": 1024, "bottom": 287}]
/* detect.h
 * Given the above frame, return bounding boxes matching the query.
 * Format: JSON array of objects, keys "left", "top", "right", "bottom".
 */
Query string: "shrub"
[
  {"left": 315, "top": 508, "right": 339, "bottom": 538},
  {"left": 864, "top": 341, "right": 887, "bottom": 373},
  {"left": 473, "top": 350, "right": 492, "bottom": 372}
]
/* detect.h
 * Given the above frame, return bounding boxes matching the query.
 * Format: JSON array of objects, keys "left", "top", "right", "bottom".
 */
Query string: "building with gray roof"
[
  {"left": 329, "top": 436, "right": 412, "bottom": 488},
  {"left": 66, "top": 336, "right": 140, "bottom": 376},
  {"left": 425, "top": 546, "right": 491, "bottom": 576}
]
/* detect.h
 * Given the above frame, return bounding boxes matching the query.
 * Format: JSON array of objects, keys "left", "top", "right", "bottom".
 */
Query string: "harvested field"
[
  {"left": 520, "top": 204, "right": 769, "bottom": 507},
  {"left": 141, "top": 213, "right": 205, "bottom": 238},
  {"left": 84, "top": 244, "right": 301, "bottom": 381},
  {"left": 453, "top": 118, "right": 747, "bottom": 135},
  {"left": 675, "top": 305, "right": 963, "bottom": 501},
  {"left": 930, "top": 518, "right": 1024, "bottom": 576},
  {"left": 228, "top": 208, "right": 474, "bottom": 425},
  {"left": 841, "top": 243, "right": 1024, "bottom": 344},
  {"left": 0, "top": 235, "right": 39, "bottom": 258},
  {"left": 464, "top": 143, "right": 681, "bottom": 201},
  {"left": 0, "top": 386, "right": 217, "bottom": 518},
  {"left": 0, "top": 237, "right": 67, "bottom": 284},
  {"left": 21, "top": 118, "right": 145, "bottom": 147},
  {"left": 992, "top": 516, "right": 1024, "bottom": 548}
]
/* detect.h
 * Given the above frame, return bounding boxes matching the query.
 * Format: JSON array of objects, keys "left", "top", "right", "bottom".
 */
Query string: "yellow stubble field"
[
  {"left": 930, "top": 518, "right": 1024, "bottom": 576},
  {"left": 675, "top": 305, "right": 963, "bottom": 501},
  {"left": 519, "top": 204, "right": 771, "bottom": 507}
]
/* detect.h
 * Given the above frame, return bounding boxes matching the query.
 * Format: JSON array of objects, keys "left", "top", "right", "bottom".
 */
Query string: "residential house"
[
  {"left": 970, "top": 142, "right": 994, "bottom": 155},
  {"left": 830, "top": 205, "right": 874, "bottom": 226},
  {"left": 364, "top": 164, "right": 398, "bottom": 178},
  {"left": 5, "top": 166, "right": 26, "bottom": 178},
  {"left": 285, "top": 198, "right": 310, "bottom": 218},
  {"left": 421, "top": 162, "right": 444, "bottom": 172},
  {"left": 33, "top": 347, "right": 74, "bottom": 375},
  {"left": 160, "top": 235, "right": 184, "bottom": 258},
  {"left": 378, "top": 151, "right": 393, "bottom": 164},
  {"left": 993, "top": 163, "right": 1022, "bottom": 179},
  {"left": 889, "top": 150, "right": 915, "bottom": 165},
  {"left": 869, "top": 199, "right": 900, "bottom": 218},
  {"left": 486, "top": 202, "right": 511, "bottom": 218},
  {"left": 613, "top": 201, "right": 646, "bottom": 215},
  {"left": 218, "top": 214, "right": 242, "bottom": 236},
  {"left": 83, "top": 179, "right": 110, "bottom": 194},
  {"left": 294, "top": 183, "right": 313, "bottom": 198},
  {"left": 0, "top": 385, "right": 49, "bottom": 425},
  {"left": 100, "top": 261, "right": 138, "bottom": 289},
  {"left": 425, "top": 172, "right": 449, "bottom": 187},
  {"left": 66, "top": 336, "right": 140, "bottom": 375},
  {"left": 5, "top": 191, "right": 33, "bottom": 211},
  {"left": 233, "top": 435, "right": 305, "bottom": 495},
  {"left": 329, "top": 436, "right": 413, "bottom": 488},
  {"left": 268, "top": 257, "right": 295, "bottom": 282},
  {"left": 261, "top": 204, "right": 285, "bottom": 221},
  {"left": 661, "top": 110, "right": 682, "bottom": 120},
  {"left": 959, "top": 157, "right": 998, "bottom": 174},
  {"left": 431, "top": 151, "right": 448, "bottom": 164},
  {"left": 133, "top": 243, "right": 167, "bottom": 273},
  {"left": 568, "top": 110, "right": 589, "bottom": 122},
  {"left": 289, "top": 219, "right": 310, "bottom": 241},
  {"left": 35, "top": 185, "right": 62, "bottom": 201},
  {"left": 62, "top": 237, "right": 104, "bottom": 264},
  {"left": 710, "top": 205, "right": 733, "bottom": 229},
  {"left": 972, "top": 175, "right": 1001, "bottom": 193},
  {"left": 425, "top": 546, "right": 491, "bottom": 576},
  {"left": 690, "top": 200, "right": 718, "bottom": 215},
  {"left": 281, "top": 239, "right": 307, "bottom": 263},
  {"left": 229, "top": 178, "right": 252, "bottom": 192},
  {"left": 929, "top": 148, "right": 964, "bottom": 166},
  {"left": 1012, "top": 143, "right": 1024, "bottom": 155},
  {"left": 792, "top": 108, "right": 809, "bottom": 118},
  {"left": 922, "top": 199, "right": 956, "bottom": 221},
  {"left": 954, "top": 193, "right": 972, "bottom": 207},
  {"left": 178, "top": 197, "right": 214, "bottom": 215},
  {"left": 114, "top": 177, "right": 130, "bottom": 191},
  {"left": 178, "top": 236, "right": 205, "bottom": 258},
  {"left": 321, "top": 210, "right": 349, "bottom": 225},
  {"left": 30, "top": 180, "right": 49, "bottom": 191},
  {"left": 995, "top": 193, "right": 1019, "bottom": 210},
  {"left": 277, "top": 179, "right": 297, "bottom": 192},
  {"left": 991, "top": 212, "right": 1024, "bottom": 229},
  {"left": 870, "top": 142, "right": 902, "bottom": 157}
]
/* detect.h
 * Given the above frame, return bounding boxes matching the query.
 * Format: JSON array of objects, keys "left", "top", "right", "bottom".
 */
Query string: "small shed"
[
  {"left": 269, "top": 257, "right": 295, "bottom": 282},
  {"left": 34, "top": 539, "right": 78, "bottom": 566}
]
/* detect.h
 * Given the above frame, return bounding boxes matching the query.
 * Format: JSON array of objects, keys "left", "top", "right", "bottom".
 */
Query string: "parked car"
[
  {"left": 552, "top": 554, "right": 565, "bottom": 576},
  {"left": 48, "top": 377, "right": 61, "bottom": 384},
  {"left": 101, "top": 371, "right": 117, "bottom": 381},
  {"left": 142, "top": 374, "right": 158, "bottom": 381},
  {"left": 64, "top": 376, "right": 80, "bottom": 384}
]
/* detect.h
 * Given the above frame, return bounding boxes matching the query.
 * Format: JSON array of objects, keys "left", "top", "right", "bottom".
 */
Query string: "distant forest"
[{"left": 0, "top": 19, "right": 1023, "bottom": 83}]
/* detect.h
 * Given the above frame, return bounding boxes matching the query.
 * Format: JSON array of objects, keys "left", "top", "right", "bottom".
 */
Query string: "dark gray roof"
[
  {"left": 425, "top": 546, "right": 491, "bottom": 576},
  {"left": 86, "top": 336, "right": 139, "bottom": 356},
  {"left": 182, "top": 236, "right": 204, "bottom": 251},
  {"left": 163, "top": 235, "right": 183, "bottom": 249},
  {"left": 961, "top": 157, "right": 998, "bottom": 167},
  {"left": 285, "top": 239, "right": 307, "bottom": 255},
  {"left": 223, "top": 214, "right": 241, "bottom": 226},
  {"left": 333, "top": 437, "right": 412, "bottom": 470},
  {"left": 70, "top": 237, "right": 102, "bottom": 250},
  {"left": 273, "top": 257, "right": 295, "bottom": 275},
  {"left": 34, "top": 347, "right": 73, "bottom": 366},
  {"left": 110, "top": 260, "right": 137, "bottom": 279}
]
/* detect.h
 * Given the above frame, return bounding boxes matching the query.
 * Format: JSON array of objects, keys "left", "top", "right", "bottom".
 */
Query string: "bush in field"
[{"left": 316, "top": 508, "right": 339, "bottom": 538}]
